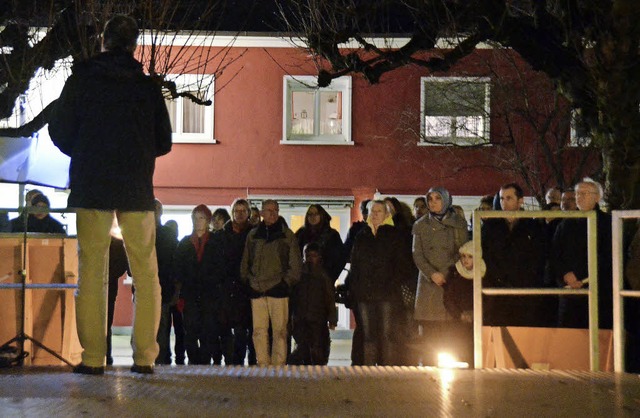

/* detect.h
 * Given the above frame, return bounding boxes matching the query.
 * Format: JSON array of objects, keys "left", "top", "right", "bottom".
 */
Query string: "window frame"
[
  {"left": 165, "top": 74, "right": 215, "bottom": 144},
  {"left": 419, "top": 76, "right": 491, "bottom": 146},
  {"left": 281, "top": 75, "right": 353, "bottom": 145}
]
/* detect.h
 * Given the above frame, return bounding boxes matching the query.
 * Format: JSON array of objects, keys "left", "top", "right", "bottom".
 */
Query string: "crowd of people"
[
  {"left": 5, "top": 177, "right": 627, "bottom": 369},
  {"left": 139, "top": 176, "right": 622, "bottom": 369}
]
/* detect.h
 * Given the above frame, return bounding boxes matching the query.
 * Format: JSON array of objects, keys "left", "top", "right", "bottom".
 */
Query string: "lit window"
[
  {"left": 420, "top": 77, "right": 490, "bottom": 146},
  {"left": 282, "top": 76, "right": 352, "bottom": 145},
  {"left": 164, "top": 74, "right": 214, "bottom": 143}
]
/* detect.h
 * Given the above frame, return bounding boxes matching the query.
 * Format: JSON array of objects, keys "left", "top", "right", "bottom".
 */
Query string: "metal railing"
[
  {"left": 472, "top": 210, "right": 600, "bottom": 371},
  {"left": 611, "top": 210, "right": 640, "bottom": 372}
]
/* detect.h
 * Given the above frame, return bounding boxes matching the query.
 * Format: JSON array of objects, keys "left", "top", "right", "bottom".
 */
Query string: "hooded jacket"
[{"left": 48, "top": 50, "right": 172, "bottom": 211}]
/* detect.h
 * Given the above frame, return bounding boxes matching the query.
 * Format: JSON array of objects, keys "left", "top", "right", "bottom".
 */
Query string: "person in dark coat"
[
  {"left": 481, "top": 183, "right": 546, "bottom": 327},
  {"left": 289, "top": 242, "right": 338, "bottom": 365},
  {"left": 154, "top": 199, "right": 180, "bottom": 365},
  {"left": 343, "top": 198, "right": 370, "bottom": 365},
  {"left": 173, "top": 205, "right": 220, "bottom": 364},
  {"left": 217, "top": 199, "right": 256, "bottom": 365},
  {"left": 295, "top": 204, "right": 346, "bottom": 284},
  {"left": 552, "top": 179, "right": 612, "bottom": 329},
  {"left": 347, "top": 200, "right": 412, "bottom": 365},
  {"left": 11, "top": 194, "right": 66, "bottom": 234},
  {"left": 48, "top": 15, "right": 172, "bottom": 375}
]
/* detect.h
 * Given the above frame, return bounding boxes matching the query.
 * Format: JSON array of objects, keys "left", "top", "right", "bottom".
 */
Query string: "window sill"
[
  {"left": 417, "top": 140, "right": 491, "bottom": 147},
  {"left": 171, "top": 139, "right": 218, "bottom": 144},
  {"left": 280, "top": 140, "right": 354, "bottom": 146}
]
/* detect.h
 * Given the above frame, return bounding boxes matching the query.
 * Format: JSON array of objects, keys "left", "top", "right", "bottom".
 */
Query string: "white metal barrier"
[
  {"left": 612, "top": 210, "right": 640, "bottom": 372},
  {"left": 472, "top": 210, "right": 600, "bottom": 371}
]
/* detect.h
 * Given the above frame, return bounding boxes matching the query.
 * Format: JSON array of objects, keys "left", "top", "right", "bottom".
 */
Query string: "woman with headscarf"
[{"left": 412, "top": 186, "right": 468, "bottom": 366}]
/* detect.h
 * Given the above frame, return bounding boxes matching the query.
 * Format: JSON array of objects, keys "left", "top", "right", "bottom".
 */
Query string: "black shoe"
[
  {"left": 131, "top": 364, "right": 154, "bottom": 374},
  {"left": 73, "top": 363, "right": 105, "bottom": 375},
  {"left": 106, "top": 357, "right": 114, "bottom": 366}
]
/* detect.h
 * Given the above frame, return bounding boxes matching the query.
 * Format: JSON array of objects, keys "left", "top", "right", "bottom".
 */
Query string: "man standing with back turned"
[{"left": 49, "top": 15, "right": 172, "bottom": 374}]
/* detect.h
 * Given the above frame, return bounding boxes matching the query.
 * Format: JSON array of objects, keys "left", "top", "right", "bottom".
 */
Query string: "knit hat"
[
  {"left": 30, "top": 194, "right": 50, "bottom": 207},
  {"left": 456, "top": 240, "right": 486, "bottom": 280},
  {"left": 427, "top": 186, "right": 452, "bottom": 216},
  {"left": 192, "top": 204, "right": 212, "bottom": 223}
]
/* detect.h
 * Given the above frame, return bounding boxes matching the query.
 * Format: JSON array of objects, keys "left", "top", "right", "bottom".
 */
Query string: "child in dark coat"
[
  {"left": 442, "top": 240, "right": 486, "bottom": 367},
  {"left": 290, "top": 243, "right": 338, "bottom": 365}
]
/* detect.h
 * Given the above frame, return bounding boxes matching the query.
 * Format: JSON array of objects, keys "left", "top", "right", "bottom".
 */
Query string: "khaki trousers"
[
  {"left": 251, "top": 297, "right": 289, "bottom": 366},
  {"left": 75, "top": 209, "right": 160, "bottom": 367}
]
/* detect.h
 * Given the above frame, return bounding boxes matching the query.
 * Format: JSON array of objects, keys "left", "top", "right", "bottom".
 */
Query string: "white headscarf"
[{"left": 455, "top": 240, "right": 486, "bottom": 280}]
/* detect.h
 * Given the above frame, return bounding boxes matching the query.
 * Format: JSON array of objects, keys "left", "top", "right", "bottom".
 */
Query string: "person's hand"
[
  {"left": 329, "top": 324, "right": 336, "bottom": 330},
  {"left": 563, "top": 272, "right": 583, "bottom": 289},
  {"left": 431, "top": 272, "right": 446, "bottom": 286}
]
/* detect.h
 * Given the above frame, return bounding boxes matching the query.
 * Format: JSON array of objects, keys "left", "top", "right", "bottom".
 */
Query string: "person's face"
[
  {"left": 306, "top": 207, "right": 321, "bottom": 226},
  {"left": 369, "top": 202, "right": 388, "bottom": 227},
  {"left": 261, "top": 203, "right": 279, "bottom": 226},
  {"left": 576, "top": 183, "right": 600, "bottom": 211},
  {"left": 546, "top": 189, "right": 561, "bottom": 206},
  {"left": 460, "top": 253, "right": 474, "bottom": 270},
  {"left": 427, "top": 192, "right": 444, "bottom": 214},
  {"left": 413, "top": 199, "right": 427, "bottom": 219},
  {"left": 212, "top": 215, "right": 226, "bottom": 231},
  {"left": 499, "top": 187, "right": 523, "bottom": 211},
  {"left": 479, "top": 202, "right": 492, "bottom": 211},
  {"left": 233, "top": 204, "right": 249, "bottom": 224},
  {"left": 192, "top": 212, "right": 209, "bottom": 233},
  {"left": 561, "top": 191, "right": 577, "bottom": 211},
  {"left": 304, "top": 250, "right": 322, "bottom": 266},
  {"left": 33, "top": 202, "right": 49, "bottom": 220},
  {"left": 249, "top": 208, "right": 261, "bottom": 225}
]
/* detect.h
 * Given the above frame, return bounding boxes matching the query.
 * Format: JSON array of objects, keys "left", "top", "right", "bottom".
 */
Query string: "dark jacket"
[
  {"left": 481, "top": 217, "right": 546, "bottom": 326},
  {"left": 241, "top": 218, "right": 302, "bottom": 298},
  {"left": 291, "top": 264, "right": 338, "bottom": 325},
  {"left": 48, "top": 50, "right": 172, "bottom": 211},
  {"left": 217, "top": 221, "right": 253, "bottom": 325},
  {"left": 348, "top": 224, "right": 410, "bottom": 303},
  {"left": 443, "top": 265, "right": 473, "bottom": 321},
  {"left": 552, "top": 208, "right": 612, "bottom": 329},
  {"left": 10, "top": 215, "right": 66, "bottom": 234},
  {"left": 173, "top": 233, "right": 223, "bottom": 301},
  {"left": 295, "top": 225, "right": 346, "bottom": 283},
  {"left": 156, "top": 223, "right": 178, "bottom": 304}
]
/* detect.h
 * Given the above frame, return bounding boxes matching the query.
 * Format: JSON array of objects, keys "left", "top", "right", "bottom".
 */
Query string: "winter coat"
[
  {"left": 295, "top": 225, "right": 346, "bottom": 283},
  {"left": 240, "top": 218, "right": 302, "bottom": 298},
  {"left": 217, "top": 221, "right": 253, "bottom": 326},
  {"left": 412, "top": 211, "right": 468, "bottom": 321},
  {"left": 48, "top": 50, "right": 172, "bottom": 211},
  {"left": 156, "top": 223, "right": 178, "bottom": 304},
  {"left": 481, "top": 216, "right": 546, "bottom": 326},
  {"left": 291, "top": 264, "right": 338, "bottom": 325},
  {"left": 443, "top": 265, "right": 473, "bottom": 321},
  {"left": 10, "top": 215, "right": 66, "bottom": 234},
  {"left": 552, "top": 207, "right": 612, "bottom": 328},
  {"left": 348, "top": 223, "right": 410, "bottom": 304},
  {"left": 173, "top": 234, "right": 223, "bottom": 302}
]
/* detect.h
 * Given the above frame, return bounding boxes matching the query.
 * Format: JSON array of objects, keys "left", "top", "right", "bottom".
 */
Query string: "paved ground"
[
  {"left": 2, "top": 365, "right": 640, "bottom": 417},
  {"left": 3, "top": 332, "right": 640, "bottom": 417}
]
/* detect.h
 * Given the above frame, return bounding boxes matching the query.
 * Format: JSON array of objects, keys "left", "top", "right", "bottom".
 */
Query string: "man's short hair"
[
  {"left": 500, "top": 182, "right": 524, "bottom": 199},
  {"left": 262, "top": 199, "right": 279, "bottom": 211},
  {"left": 103, "top": 15, "right": 138, "bottom": 53}
]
